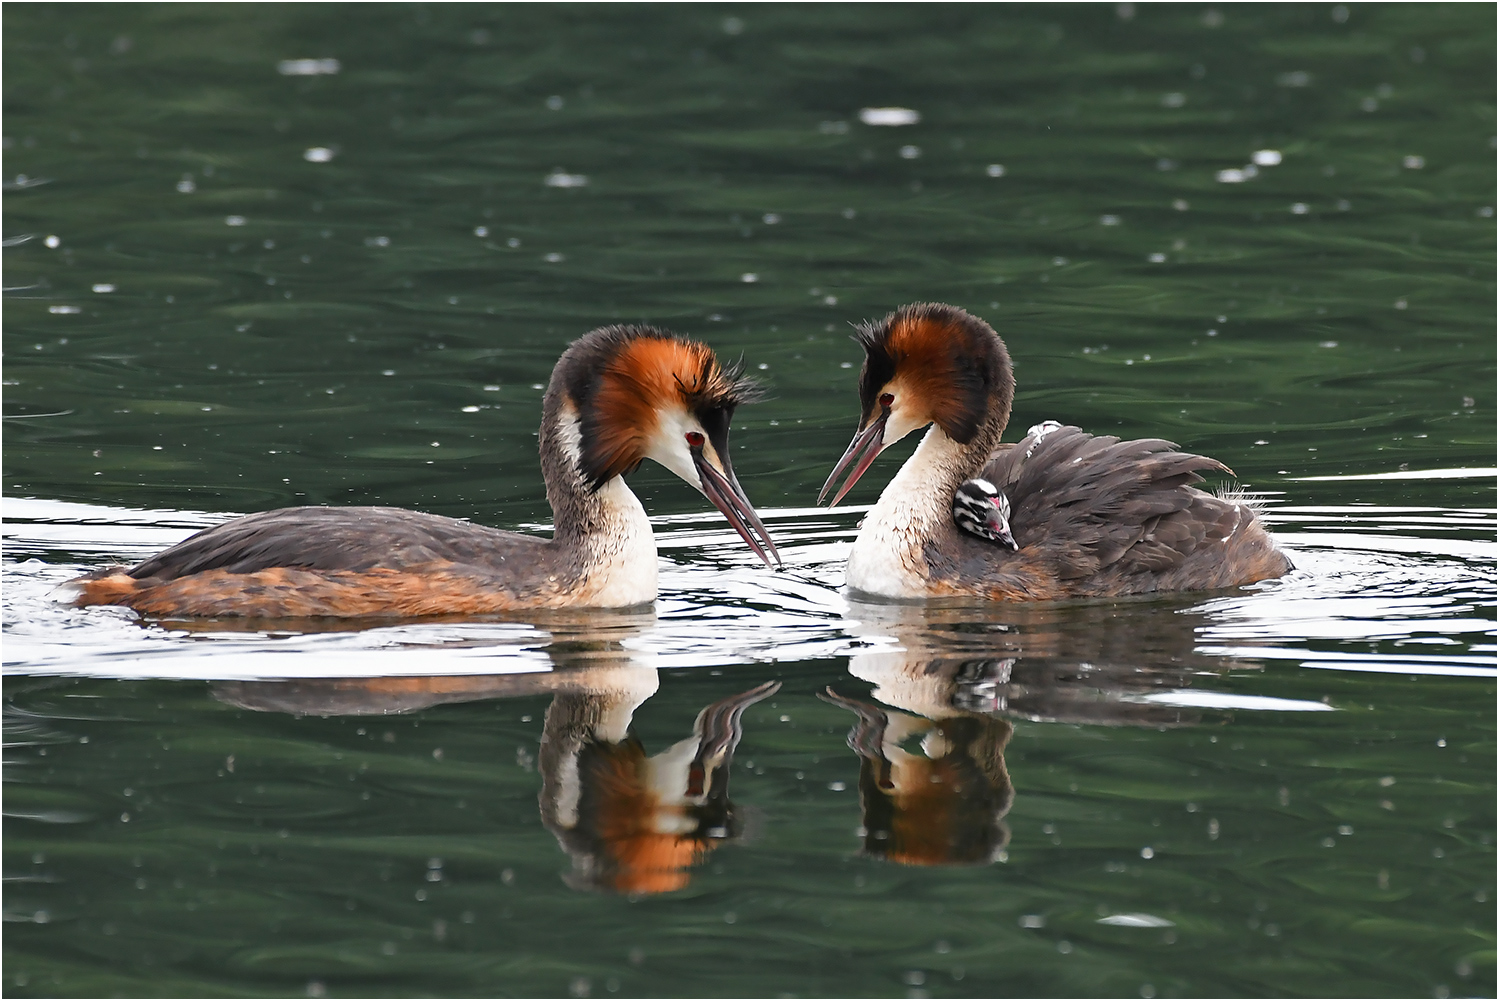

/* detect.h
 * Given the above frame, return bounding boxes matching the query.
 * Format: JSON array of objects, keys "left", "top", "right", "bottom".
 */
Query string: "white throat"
[
  {"left": 554, "top": 403, "right": 659, "bottom": 607},
  {"left": 846, "top": 425, "right": 971, "bottom": 599}
]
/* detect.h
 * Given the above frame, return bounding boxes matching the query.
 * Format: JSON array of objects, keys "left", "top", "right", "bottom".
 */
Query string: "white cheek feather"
[{"left": 643, "top": 406, "right": 704, "bottom": 492}]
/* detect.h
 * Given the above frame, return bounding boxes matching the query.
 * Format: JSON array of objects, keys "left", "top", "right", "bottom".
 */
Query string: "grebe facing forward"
[
  {"left": 69, "top": 324, "right": 780, "bottom": 618},
  {"left": 819, "top": 302, "right": 1291, "bottom": 602}
]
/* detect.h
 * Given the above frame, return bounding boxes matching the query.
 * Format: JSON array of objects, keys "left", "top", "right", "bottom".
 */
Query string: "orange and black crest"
[
  {"left": 551, "top": 324, "right": 761, "bottom": 489},
  {"left": 855, "top": 303, "right": 1013, "bottom": 444}
]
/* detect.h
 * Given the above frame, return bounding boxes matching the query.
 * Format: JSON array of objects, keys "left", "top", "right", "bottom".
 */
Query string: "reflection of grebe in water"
[
  {"left": 211, "top": 613, "right": 778, "bottom": 895},
  {"left": 822, "top": 683, "right": 1013, "bottom": 867},
  {"left": 540, "top": 679, "right": 778, "bottom": 894}
]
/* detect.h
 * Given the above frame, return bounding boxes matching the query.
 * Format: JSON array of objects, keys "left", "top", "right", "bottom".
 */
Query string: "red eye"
[
  {"left": 685, "top": 431, "right": 705, "bottom": 448},
  {"left": 879, "top": 393, "right": 895, "bottom": 408}
]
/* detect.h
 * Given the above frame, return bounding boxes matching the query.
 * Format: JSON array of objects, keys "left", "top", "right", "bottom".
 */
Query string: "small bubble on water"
[
  {"left": 1402, "top": 155, "right": 1425, "bottom": 169},
  {"left": 986, "top": 163, "right": 1006, "bottom": 177}
]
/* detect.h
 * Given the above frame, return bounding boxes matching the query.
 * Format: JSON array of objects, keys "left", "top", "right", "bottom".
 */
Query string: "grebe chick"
[
  {"left": 819, "top": 302, "right": 1291, "bottom": 602},
  {"left": 952, "top": 478, "right": 1017, "bottom": 550},
  {"left": 68, "top": 324, "right": 781, "bottom": 618}
]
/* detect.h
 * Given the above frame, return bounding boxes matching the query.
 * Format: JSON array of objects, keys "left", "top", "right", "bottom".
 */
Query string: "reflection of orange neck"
[
  {"left": 593, "top": 743, "right": 711, "bottom": 894},
  {"left": 884, "top": 759, "right": 961, "bottom": 866}
]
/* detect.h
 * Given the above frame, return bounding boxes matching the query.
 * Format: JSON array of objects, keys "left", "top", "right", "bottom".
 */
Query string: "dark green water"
[{"left": 3, "top": 4, "right": 1494, "bottom": 998}]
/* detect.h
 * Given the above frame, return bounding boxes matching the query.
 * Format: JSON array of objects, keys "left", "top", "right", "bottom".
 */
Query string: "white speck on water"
[
  {"left": 1098, "top": 913, "right": 1175, "bottom": 927},
  {"left": 898, "top": 144, "right": 921, "bottom": 159},
  {"left": 225, "top": 215, "right": 246, "bottom": 226},
  {"left": 1053, "top": 256, "right": 1068, "bottom": 266},
  {"left": 1252, "top": 149, "right": 1282, "bottom": 166},
  {"left": 986, "top": 163, "right": 1006, "bottom": 177},
  {"left": 722, "top": 16, "right": 744, "bottom": 35},
  {"left": 762, "top": 212, "right": 781, "bottom": 225},
  {"left": 1148, "top": 253, "right": 1167, "bottom": 263},
  {"left": 842, "top": 207, "right": 856, "bottom": 218},
  {"left": 1394, "top": 299, "right": 1408, "bottom": 309},
  {"left": 545, "top": 95, "right": 564, "bottom": 111},
  {"left": 1161, "top": 92, "right": 1186, "bottom": 108},
  {"left": 840, "top": 361, "right": 853, "bottom": 368},
  {"left": 544, "top": 171, "right": 588, "bottom": 188},
  {"left": 1291, "top": 202, "right": 1309, "bottom": 214},
  {"left": 365, "top": 236, "right": 390, "bottom": 247},
  {"left": 483, "top": 384, "right": 500, "bottom": 391},
  {"left": 1319, "top": 340, "right": 1338, "bottom": 348},
  {"left": 828, "top": 781, "right": 846, "bottom": 792},
  {"left": 756, "top": 362, "right": 769, "bottom": 370},
  {"left": 1173, "top": 198, "right": 1189, "bottom": 211},
  {"left": 1277, "top": 71, "right": 1312, "bottom": 87},
  {"left": 1478, "top": 206, "right": 1494, "bottom": 218},
  {"left": 859, "top": 107, "right": 920, "bottom": 126},
  {"left": 544, "top": 252, "right": 565, "bottom": 263},
  {"left": 474, "top": 226, "right": 488, "bottom": 237},
  {"left": 430, "top": 441, "right": 440, "bottom": 448},
  {"left": 1216, "top": 168, "right": 1247, "bottom": 183},
  {"left": 44, "top": 234, "right": 61, "bottom": 248},
  {"left": 1100, "top": 214, "right": 1121, "bottom": 226},
  {"left": 1019, "top": 914, "right": 1045, "bottom": 928},
  {"left": 278, "top": 58, "right": 340, "bottom": 76},
  {"left": 1332, "top": 4, "right": 1349, "bottom": 22},
  {"left": 740, "top": 272, "right": 758, "bottom": 283},
  {"left": 176, "top": 177, "right": 196, "bottom": 193},
  {"left": 531, "top": 383, "right": 544, "bottom": 390},
  {"left": 303, "top": 147, "right": 334, "bottom": 163},
  {"left": 92, "top": 283, "right": 115, "bottom": 293},
  {"left": 507, "top": 237, "right": 521, "bottom": 248},
  {"left": 1402, "top": 155, "right": 1426, "bottom": 169},
  {"left": 461, "top": 406, "right": 481, "bottom": 413},
  {"left": 822, "top": 295, "right": 838, "bottom": 305},
  {"left": 1338, "top": 824, "right": 1354, "bottom": 835},
  {"left": 48, "top": 305, "right": 80, "bottom": 314},
  {"left": 1140, "top": 846, "right": 1155, "bottom": 858}
]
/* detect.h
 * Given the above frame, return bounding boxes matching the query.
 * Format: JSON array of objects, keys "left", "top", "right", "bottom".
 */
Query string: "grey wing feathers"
[
  {"left": 982, "top": 426, "right": 1236, "bottom": 579},
  {"left": 127, "top": 506, "right": 521, "bottom": 580}
]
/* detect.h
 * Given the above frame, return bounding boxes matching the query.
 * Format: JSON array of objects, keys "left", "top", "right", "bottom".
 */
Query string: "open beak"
[
  {"left": 817, "top": 407, "right": 889, "bottom": 506},
  {"left": 693, "top": 445, "right": 783, "bottom": 569}
]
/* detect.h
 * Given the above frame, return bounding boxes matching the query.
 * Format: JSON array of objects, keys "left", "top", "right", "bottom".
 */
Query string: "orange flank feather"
[{"left": 71, "top": 564, "right": 558, "bottom": 619}]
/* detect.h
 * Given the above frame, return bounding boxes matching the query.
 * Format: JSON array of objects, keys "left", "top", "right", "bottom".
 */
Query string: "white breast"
[
  {"left": 577, "top": 476, "right": 658, "bottom": 607},
  {"left": 846, "top": 426, "right": 968, "bottom": 599}
]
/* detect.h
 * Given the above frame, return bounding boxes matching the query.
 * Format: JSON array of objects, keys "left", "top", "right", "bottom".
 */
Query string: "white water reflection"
[{"left": 2, "top": 498, "right": 1492, "bottom": 685}]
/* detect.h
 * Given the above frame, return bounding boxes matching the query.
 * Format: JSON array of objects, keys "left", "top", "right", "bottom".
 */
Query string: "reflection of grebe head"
[
  {"left": 823, "top": 689, "right": 1014, "bottom": 867},
  {"left": 540, "top": 680, "right": 777, "bottom": 894}
]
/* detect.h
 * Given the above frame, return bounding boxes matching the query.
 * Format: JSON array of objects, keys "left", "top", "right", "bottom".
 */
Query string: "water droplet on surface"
[
  {"left": 1402, "top": 155, "right": 1426, "bottom": 169},
  {"left": 1252, "top": 149, "right": 1282, "bottom": 166},
  {"left": 277, "top": 58, "right": 340, "bottom": 76},
  {"left": 986, "top": 163, "right": 1006, "bottom": 177},
  {"left": 544, "top": 171, "right": 588, "bottom": 188},
  {"left": 225, "top": 215, "right": 246, "bottom": 226},
  {"left": 1161, "top": 92, "right": 1186, "bottom": 108},
  {"left": 545, "top": 95, "right": 564, "bottom": 111},
  {"left": 303, "top": 147, "right": 334, "bottom": 163},
  {"left": 44, "top": 234, "right": 61, "bottom": 248},
  {"left": 1100, "top": 214, "right": 1121, "bottom": 226},
  {"left": 740, "top": 272, "right": 758, "bottom": 283},
  {"left": 898, "top": 144, "right": 921, "bottom": 159},
  {"left": 859, "top": 107, "right": 920, "bottom": 126}
]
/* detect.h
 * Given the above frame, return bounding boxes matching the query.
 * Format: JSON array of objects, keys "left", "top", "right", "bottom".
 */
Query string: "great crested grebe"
[
  {"left": 819, "top": 302, "right": 1292, "bottom": 602},
  {"left": 67, "top": 324, "right": 781, "bottom": 618}
]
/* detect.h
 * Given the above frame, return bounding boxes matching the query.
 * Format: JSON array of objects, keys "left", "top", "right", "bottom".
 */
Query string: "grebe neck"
[
  {"left": 538, "top": 402, "right": 657, "bottom": 605},
  {"left": 846, "top": 422, "right": 999, "bottom": 598}
]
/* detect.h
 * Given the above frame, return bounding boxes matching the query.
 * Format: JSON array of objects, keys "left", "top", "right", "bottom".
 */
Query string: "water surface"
[{"left": 4, "top": 4, "right": 1494, "bottom": 998}]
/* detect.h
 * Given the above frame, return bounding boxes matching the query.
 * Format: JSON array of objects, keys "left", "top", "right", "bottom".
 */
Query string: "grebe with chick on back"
[
  {"left": 67, "top": 324, "right": 781, "bottom": 618},
  {"left": 819, "top": 302, "right": 1291, "bottom": 602}
]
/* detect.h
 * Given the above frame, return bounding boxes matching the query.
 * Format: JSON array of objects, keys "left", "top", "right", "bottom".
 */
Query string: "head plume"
[
  {"left": 545, "top": 324, "right": 762, "bottom": 489},
  {"left": 854, "top": 303, "right": 1014, "bottom": 444}
]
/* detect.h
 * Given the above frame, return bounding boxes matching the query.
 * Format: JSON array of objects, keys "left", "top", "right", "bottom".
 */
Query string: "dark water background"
[{"left": 3, "top": 4, "right": 1494, "bottom": 998}]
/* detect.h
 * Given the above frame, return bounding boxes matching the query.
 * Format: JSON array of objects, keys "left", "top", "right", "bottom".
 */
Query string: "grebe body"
[
  {"left": 68, "top": 325, "right": 779, "bottom": 618},
  {"left": 821, "top": 303, "right": 1291, "bottom": 602}
]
